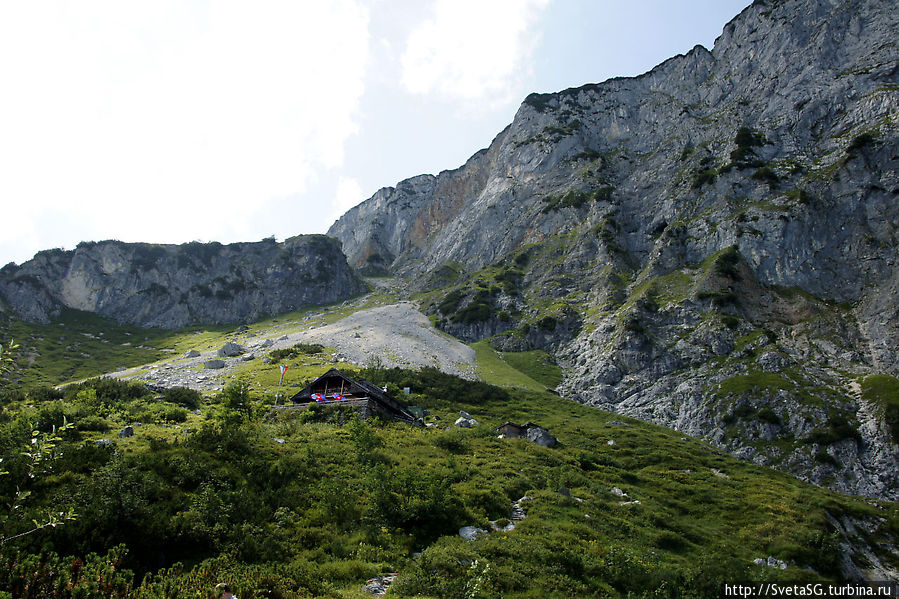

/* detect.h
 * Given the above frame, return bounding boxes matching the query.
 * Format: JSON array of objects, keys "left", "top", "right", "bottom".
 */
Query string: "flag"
[{"left": 278, "top": 364, "right": 288, "bottom": 387}]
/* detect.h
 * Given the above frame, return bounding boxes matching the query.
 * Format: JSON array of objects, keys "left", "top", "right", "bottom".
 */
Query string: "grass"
[
  {"left": 717, "top": 372, "right": 792, "bottom": 396},
  {"left": 500, "top": 350, "right": 563, "bottom": 389},
  {"left": 471, "top": 341, "right": 547, "bottom": 392},
  {"left": 861, "top": 374, "right": 899, "bottom": 443},
  {"left": 7, "top": 371, "right": 886, "bottom": 596},
  {"left": 1, "top": 291, "right": 389, "bottom": 388}
]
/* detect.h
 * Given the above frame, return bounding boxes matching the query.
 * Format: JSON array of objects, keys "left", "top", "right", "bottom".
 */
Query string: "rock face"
[
  {"left": 0, "top": 235, "right": 366, "bottom": 328},
  {"left": 328, "top": 0, "right": 899, "bottom": 498}
]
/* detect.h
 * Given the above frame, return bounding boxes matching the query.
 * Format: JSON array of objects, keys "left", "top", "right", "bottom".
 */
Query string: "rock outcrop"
[
  {"left": 328, "top": 0, "right": 899, "bottom": 498},
  {"left": 0, "top": 235, "right": 366, "bottom": 328}
]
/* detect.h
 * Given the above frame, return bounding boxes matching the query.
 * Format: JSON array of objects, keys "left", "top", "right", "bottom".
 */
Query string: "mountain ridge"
[
  {"left": 328, "top": 0, "right": 899, "bottom": 499},
  {"left": 0, "top": 235, "right": 366, "bottom": 329}
]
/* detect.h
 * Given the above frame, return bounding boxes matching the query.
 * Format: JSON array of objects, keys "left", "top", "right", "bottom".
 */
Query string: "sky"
[{"left": 0, "top": 0, "right": 751, "bottom": 267}]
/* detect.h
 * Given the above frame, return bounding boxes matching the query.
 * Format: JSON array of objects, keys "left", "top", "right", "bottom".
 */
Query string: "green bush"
[
  {"left": 753, "top": 166, "right": 779, "bottom": 186},
  {"left": 692, "top": 168, "right": 717, "bottom": 188},
  {"left": 861, "top": 375, "right": 899, "bottom": 443},
  {"left": 78, "top": 415, "right": 110, "bottom": 432},
  {"left": 163, "top": 387, "right": 202, "bottom": 409},
  {"left": 366, "top": 464, "right": 467, "bottom": 546},
  {"left": 268, "top": 344, "right": 325, "bottom": 364},
  {"left": 847, "top": 132, "right": 875, "bottom": 155},
  {"left": 806, "top": 413, "right": 860, "bottom": 445}
]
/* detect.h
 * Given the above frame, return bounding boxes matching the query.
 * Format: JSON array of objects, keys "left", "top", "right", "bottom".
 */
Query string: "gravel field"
[{"left": 112, "top": 300, "right": 477, "bottom": 391}]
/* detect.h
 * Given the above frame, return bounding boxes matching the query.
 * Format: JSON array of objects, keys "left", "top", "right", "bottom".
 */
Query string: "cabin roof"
[{"left": 289, "top": 368, "right": 414, "bottom": 422}]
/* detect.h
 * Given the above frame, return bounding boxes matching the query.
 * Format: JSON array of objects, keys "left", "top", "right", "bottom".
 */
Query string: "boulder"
[
  {"left": 118, "top": 426, "right": 134, "bottom": 438},
  {"left": 362, "top": 574, "right": 396, "bottom": 596},
  {"left": 204, "top": 359, "right": 226, "bottom": 369},
  {"left": 183, "top": 349, "right": 200, "bottom": 358},
  {"left": 217, "top": 342, "right": 244, "bottom": 357},
  {"left": 455, "top": 410, "right": 479, "bottom": 428},
  {"left": 525, "top": 425, "right": 557, "bottom": 447},
  {"left": 458, "top": 526, "right": 487, "bottom": 541}
]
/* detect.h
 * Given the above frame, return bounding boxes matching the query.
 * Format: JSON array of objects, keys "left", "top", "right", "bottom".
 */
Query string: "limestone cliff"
[
  {"left": 0, "top": 235, "right": 366, "bottom": 328},
  {"left": 329, "top": 0, "right": 899, "bottom": 498}
]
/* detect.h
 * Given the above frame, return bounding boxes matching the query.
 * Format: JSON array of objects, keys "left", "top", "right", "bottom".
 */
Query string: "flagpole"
[{"left": 275, "top": 364, "right": 288, "bottom": 406}]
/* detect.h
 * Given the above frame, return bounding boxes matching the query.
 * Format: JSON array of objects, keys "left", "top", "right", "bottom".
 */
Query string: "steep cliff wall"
[
  {"left": 0, "top": 235, "right": 366, "bottom": 328},
  {"left": 328, "top": 0, "right": 899, "bottom": 498}
]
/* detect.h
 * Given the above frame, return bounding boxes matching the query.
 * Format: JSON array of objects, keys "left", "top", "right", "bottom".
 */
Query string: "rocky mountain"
[
  {"left": 0, "top": 235, "right": 366, "bottom": 328},
  {"left": 330, "top": 0, "right": 899, "bottom": 498}
]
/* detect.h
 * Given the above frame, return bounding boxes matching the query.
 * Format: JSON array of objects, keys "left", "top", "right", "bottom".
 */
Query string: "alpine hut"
[{"left": 288, "top": 368, "right": 415, "bottom": 423}]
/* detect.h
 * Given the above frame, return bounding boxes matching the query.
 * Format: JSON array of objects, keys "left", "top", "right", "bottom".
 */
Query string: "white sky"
[{"left": 0, "top": 0, "right": 750, "bottom": 266}]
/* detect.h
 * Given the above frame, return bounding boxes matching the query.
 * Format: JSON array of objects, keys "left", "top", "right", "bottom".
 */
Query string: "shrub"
[
  {"left": 713, "top": 246, "right": 741, "bottom": 280},
  {"left": 163, "top": 387, "right": 202, "bottom": 409},
  {"left": 692, "top": 168, "right": 717, "bottom": 188},
  {"left": 366, "top": 464, "right": 467, "bottom": 546},
  {"left": 756, "top": 407, "right": 781, "bottom": 425},
  {"left": 847, "top": 132, "right": 875, "bottom": 155},
  {"left": 537, "top": 316, "right": 557, "bottom": 332},
  {"left": 806, "top": 413, "right": 860, "bottom": 445},
  {"left": 438, "top": 289, "right": 465, "bottom": 315},
  {"left": 432, "top": 429, "right": 471, "bottom": 454},
  {"left": 752, "top": 166, "right": 779, "bottom": 186},
  {"left": 78, "top": 415, "right": 110, "bottom": 432},
  {"left": 268, "top": 344, "right": 325, "bottom": 364}
]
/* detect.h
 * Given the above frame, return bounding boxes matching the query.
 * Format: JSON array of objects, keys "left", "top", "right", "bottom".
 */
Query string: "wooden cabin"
[{"left": 285, "top": 368, "right": 415, "bottom": 423}]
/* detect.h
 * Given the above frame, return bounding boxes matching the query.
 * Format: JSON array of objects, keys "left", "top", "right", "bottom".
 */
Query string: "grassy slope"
[
  {"left": 0, "top": 290, "right": 394, "bottom": 389},
  {"left": 15, "top": 377, "right": 889, "bottom": 597},
  {"left": 5, "top": 375, "right": 894, "bottom": 597},
  {"left": 471, "top": 340, "right": 546, "bottom": 392},
  {"left": 2, "top": 298, "right": 898, "bottom": 596}
]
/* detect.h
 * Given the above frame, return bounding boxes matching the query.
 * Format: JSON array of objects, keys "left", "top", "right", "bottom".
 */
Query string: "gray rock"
[
  {"left": 218, "top": 342, "right": 244, "bottom": 357},
  {"left": 525, "top": 425, "right": 558, "bottom": 447},
  {"left": 455, "top": 410, "right": 478, "bottom": 428},
  {"left": 361, "top": 574, "right": 396, "bottom": 596},
  {"left": 458, "top": 526, "right": 487, "bottom": 541},
  {"left": 0, "top": 236, "right": 365, "bottom": 328},
  {"left": 95, "top": 439, "right": 113, "bottom": 446},
  {"left": 118, "top": 426, "right": 134, "bottom": 438},
  {"left": 766, "top": 557, "right": 787, "bottom": 570},
  {"left": 183, "top": 350, "right": 200, "bottom": 358},
  {"left": 754, "top": 556, "right": 787, "bottom": 570},
  {"left": 204, "top": 359, "right": 225, "bottom": 369},
  {"left": 323, "top": 0, "right": 899, "bottom": 502}
]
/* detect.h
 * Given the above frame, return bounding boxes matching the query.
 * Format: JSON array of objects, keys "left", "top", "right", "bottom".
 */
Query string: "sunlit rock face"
[
  {"left": 0, "top": 235, "right": 366, "bottom": 329},
  {"left": 329, "top": 0, "right": 899, "bottom": 498}
]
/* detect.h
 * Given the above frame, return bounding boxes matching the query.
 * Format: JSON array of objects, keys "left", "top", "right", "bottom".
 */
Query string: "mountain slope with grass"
[
  {"left": 0, "top": 368, "right": 897, "bottom": 597},
  {"left": 328, "top": 0, "right": 899, "bottom": 499}
]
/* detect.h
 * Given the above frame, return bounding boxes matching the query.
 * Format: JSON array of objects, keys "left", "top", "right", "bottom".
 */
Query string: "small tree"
[
  {"left": 1, "top": 419, "right": 77, "bottom": 544},
  {"left": 0, "top": 339, "right": 77, "bottom": 545},
  {"left": 0, "top": 338, "right": 18, "bottom": 385}
]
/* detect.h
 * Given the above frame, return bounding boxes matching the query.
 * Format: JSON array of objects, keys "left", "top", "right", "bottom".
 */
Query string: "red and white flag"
[{"left": 278, "top": 364, "right": 288, "bottom": 387}]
